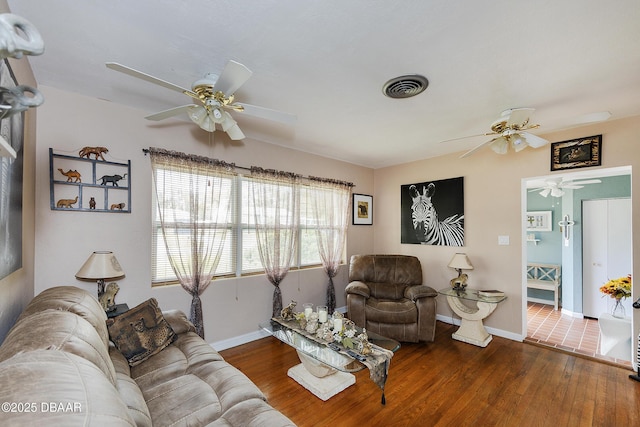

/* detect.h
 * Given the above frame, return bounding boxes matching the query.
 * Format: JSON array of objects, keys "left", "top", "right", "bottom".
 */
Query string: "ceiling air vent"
[{"left": 382, "top": 74, "right": 429, "bottom": 99}]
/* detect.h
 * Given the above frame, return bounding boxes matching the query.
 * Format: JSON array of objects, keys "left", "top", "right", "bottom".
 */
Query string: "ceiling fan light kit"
[{"left": 457, "top": 107, "right": 550, "bottom": 158}]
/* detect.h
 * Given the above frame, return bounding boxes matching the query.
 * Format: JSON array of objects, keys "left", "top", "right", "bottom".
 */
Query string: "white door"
[{"left": 582, "top": 198, "right": 632, "bottom": 318}]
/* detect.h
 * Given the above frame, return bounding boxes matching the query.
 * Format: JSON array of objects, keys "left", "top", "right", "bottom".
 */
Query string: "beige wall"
[
  {"left": 0, "top": 0, "right": 37, "bottom": 342},
  {"left": 374, "top": 116, "right": 640, "bottom": 342},
  {"left": 33, "top": 86, "right": 374, "bottom": 347}
]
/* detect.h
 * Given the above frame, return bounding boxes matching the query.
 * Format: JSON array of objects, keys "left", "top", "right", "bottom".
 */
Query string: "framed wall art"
[
  {"left": 352, "top": 193, "right": 373, "bottom": 225},
  {"left": 551, "top": 135, "right": 601, "bottom": 171},
  {"left": 400, "top": 176, "right": 464, "bottom": 246},
  {"left": 526, "top": 211, "right": 552, "bottom": 232}
]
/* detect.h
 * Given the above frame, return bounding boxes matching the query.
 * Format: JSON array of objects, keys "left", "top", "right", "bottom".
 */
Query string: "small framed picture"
[
  {"left": 551, "top": 135, "right": 602, "bottom": 171},
  {"left": 526, "top": 211, "right": 552, "bottom": 232},
  {"left": 353, "top": 194, "right": 373, "bottom": 225}
]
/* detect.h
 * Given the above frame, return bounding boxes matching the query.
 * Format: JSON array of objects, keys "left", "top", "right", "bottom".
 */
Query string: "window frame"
[{"left": 151, "top": 170, "right": 343, "bottom": 286}]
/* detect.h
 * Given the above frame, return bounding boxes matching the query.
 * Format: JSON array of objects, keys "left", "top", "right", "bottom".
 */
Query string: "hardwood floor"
[{"left": 220, "top": 321, "right": 640, "bottom": 426}]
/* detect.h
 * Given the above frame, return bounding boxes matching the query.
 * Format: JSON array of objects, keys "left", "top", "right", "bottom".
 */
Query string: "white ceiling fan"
[
  {"left": 443, "top": 108, "right": 549, "bottom": 158},
  {"left": 528, "top": 178, "right": 602, "bottom": 197},
  {"left": 106, "top": 60, "right": 295, "bottom": 140}
]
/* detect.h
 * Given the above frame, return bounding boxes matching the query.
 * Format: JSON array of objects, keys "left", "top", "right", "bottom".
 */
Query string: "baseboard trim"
[
  {"left": 211, "top": 305, "right": 348, "bottom": 351},
  {"left": 436, "top": 313, "right": 524, "bottom": 342}
]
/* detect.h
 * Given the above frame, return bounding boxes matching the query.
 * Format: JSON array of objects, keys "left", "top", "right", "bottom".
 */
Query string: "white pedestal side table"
[
  {"left": 438, "top": 288, "right": 507, "bottom": 347},
  {"left": 598, "top": 313, "right": 632, "bottom": 361}
]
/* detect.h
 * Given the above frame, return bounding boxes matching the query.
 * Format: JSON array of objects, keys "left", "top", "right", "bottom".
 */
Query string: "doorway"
[{"left": 523, "top": 166, "right": 633, "bottom": 365}]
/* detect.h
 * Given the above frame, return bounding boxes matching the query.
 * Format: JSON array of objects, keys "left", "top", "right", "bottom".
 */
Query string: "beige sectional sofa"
[{"left": 0, "top": 286, "right": 295, "bottom": 426}]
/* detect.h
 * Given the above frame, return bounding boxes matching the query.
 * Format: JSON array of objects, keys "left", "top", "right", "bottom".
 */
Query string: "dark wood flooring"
[{"left": 220, "top": 321, "right": 640, "bottom": 427}]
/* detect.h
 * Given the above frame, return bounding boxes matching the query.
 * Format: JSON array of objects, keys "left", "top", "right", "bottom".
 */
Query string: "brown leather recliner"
[{"left": 346, "top": 254, "right": 437, "bottom": 343}]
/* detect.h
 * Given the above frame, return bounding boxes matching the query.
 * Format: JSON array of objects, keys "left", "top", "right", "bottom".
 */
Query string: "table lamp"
[
  {"left": 76, "top": 251, "right": 125, "bottom": 304},
  {"left": 448, "top": 253, "right": 473, "bottom": 292}
]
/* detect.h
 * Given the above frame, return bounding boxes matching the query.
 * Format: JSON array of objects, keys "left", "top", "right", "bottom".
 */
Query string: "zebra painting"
[{"left": 401, "top": 177, "right": 464, "bottom": 246}]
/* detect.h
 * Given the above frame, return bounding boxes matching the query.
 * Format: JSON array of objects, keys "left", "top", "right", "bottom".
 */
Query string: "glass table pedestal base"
[
  {"left": 447, "top": 296, "right": 497, "bottom": 347},
  {"left": 288, "top": 351, "right": 355, "bottom": 401}
]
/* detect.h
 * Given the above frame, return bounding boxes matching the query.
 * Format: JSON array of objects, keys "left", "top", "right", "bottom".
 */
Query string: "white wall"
[{"left": 34, "top": 86, "right": 374, "bottom": 347}]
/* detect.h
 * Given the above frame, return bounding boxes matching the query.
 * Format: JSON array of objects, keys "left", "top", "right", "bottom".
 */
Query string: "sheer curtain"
[
  {"left": 149, "top": 147, "right": 235, "bottom": 338},
  {"left": 308, "top": 177, "right": 353, "bottom": 314},
  {"left": 248, "top": 167, "right": 301, "bottom": 317}
]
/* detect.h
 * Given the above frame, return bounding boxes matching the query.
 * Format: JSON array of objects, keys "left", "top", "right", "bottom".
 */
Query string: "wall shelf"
[{"left": 49, "top": 148, "right": 131, "bottom": 213}]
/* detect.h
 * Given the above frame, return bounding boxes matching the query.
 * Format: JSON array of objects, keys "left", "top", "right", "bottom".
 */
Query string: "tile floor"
[{"left": 525, "top": 302, "right": 633, "bottom": 368}]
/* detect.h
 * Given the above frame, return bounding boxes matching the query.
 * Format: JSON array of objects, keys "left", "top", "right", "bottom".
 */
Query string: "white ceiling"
[{"left": 9, "top": 0, "right": 640, "bottom": 168}]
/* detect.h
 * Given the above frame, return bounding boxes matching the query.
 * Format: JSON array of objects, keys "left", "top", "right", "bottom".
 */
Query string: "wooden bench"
[{"left": 526, "top": 263, "right": 561, "bottom": 310}]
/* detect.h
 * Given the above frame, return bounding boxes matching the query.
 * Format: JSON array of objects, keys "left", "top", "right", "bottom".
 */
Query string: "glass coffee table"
[{"left": 259, "top": 319, "right": 399, "bottom": 402}]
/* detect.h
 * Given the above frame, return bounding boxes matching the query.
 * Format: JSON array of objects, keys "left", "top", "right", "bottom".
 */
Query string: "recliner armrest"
[
  {"left": 345, "top": 281, "right": 371, "bottom": 298},
  {"left": 405, "top": 285, "right": 438, "bottom": 301}
]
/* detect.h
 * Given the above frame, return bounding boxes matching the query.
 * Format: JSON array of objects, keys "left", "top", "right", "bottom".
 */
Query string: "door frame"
[{"left": 521, "top": 165, "right": 633, "bottom": 363}]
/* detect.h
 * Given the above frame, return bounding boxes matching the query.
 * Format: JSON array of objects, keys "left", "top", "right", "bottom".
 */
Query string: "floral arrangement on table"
[
  {"left": 599, "top": 275, "right": 632, "bottom": 300},
  {"left": 599, "top": 275, "right": 632, "bottom": 318}
]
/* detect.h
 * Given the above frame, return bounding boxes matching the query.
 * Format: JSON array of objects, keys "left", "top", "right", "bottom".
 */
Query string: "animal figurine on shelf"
[
  {"left": 110, "top": 202, "right": 125, "bottom": 210},
  {"left": 99, "top": 173, "right": 127, "bottom": 186},
  {"left": 281, "top": 300, "right": 297, "bottom": 320},
  {"left": 99, "top": 282, "right": 119, "bottom": 311},
  {"left": 89, "top": 197, "right": 96, "bottom": 209},
  {"left": 58, "top": 168, "right": 81, "bottom": 182},
  {"left": 79, "top": 146, "right": 108, "bottom": 160},
  {"left": 56, "top": 196, "right": 78, "bottom": 208}
]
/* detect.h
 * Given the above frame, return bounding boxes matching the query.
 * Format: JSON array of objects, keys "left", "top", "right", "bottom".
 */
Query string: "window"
[{"left": 152, "top": 168, "right": 341, "bottom": 285}]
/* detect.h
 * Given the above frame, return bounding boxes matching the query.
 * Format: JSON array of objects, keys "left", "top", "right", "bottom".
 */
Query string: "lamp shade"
[
  {"left": 448, "top": 253, "right": 474, "bottom": 271},
  {"left": 76, "top": 251, "right": 125, "bottom": 280}
]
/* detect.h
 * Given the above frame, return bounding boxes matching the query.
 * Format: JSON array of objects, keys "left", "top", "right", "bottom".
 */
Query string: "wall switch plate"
[{"left": 498, "top": 235, "right": 510, "bottom": 245}]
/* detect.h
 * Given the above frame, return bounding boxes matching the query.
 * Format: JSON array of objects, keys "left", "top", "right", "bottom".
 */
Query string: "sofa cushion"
[
  {"left": 131, "top": 332, "right": 269, "bottom": 427},
  {"left": 107, "top": 298, "right": 176, "bottom": 366},
  {"left": 0, "top": 309, "right": 117, "bottom": 386},
  {"left": 0, "top": 349, "right": 136, "bottom": 426},
  {"left": 145, "top": 374, "right": 222, "bottom": 425},
  {"left": 109, "top": 346, "right": 152, "bottom": 427},
  {"left": 17, "top": 286, "right": 110, "bottom": 347},
  {"left": 210, "top": 398, "right": 297, "bottom": 427}
]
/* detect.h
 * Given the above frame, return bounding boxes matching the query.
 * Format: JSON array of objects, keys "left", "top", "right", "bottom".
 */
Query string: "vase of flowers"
[{"left": 599, "top": 275, "right": 632, "bottom": 318}]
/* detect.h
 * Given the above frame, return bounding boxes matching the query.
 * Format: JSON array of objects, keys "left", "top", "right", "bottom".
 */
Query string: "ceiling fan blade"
[
  {"left": 506, "top": 108, "right": 535, "bottom": 126},
  {"left": 460, "top": 138, "right": 495, "bottom": 158},
  {"left": 539, "top": 188, "right": 551, "bottom": 197},
  {"left": 440, "top": 132, "right": 497, "bottom": 144},
  {"left": 566, "top": 179, "right": 602, "bottom": 186},
  {"left": 106, "top": 62, "right": 197, "bottom": 97},
  {"left": 213, "top": 60, "right": 253, "bottom": 95},
  {"left": 237, "top": 103, "right": 297, "bottom": 126},
  {"left": 520, "top": 131, "right": 549, "bottom": 148},
  {"left": 145, "top": 104, "right": 197, "bottom": 121},
  {"left": 225, "top": 120, "right": 246, "bottom": 140}
]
